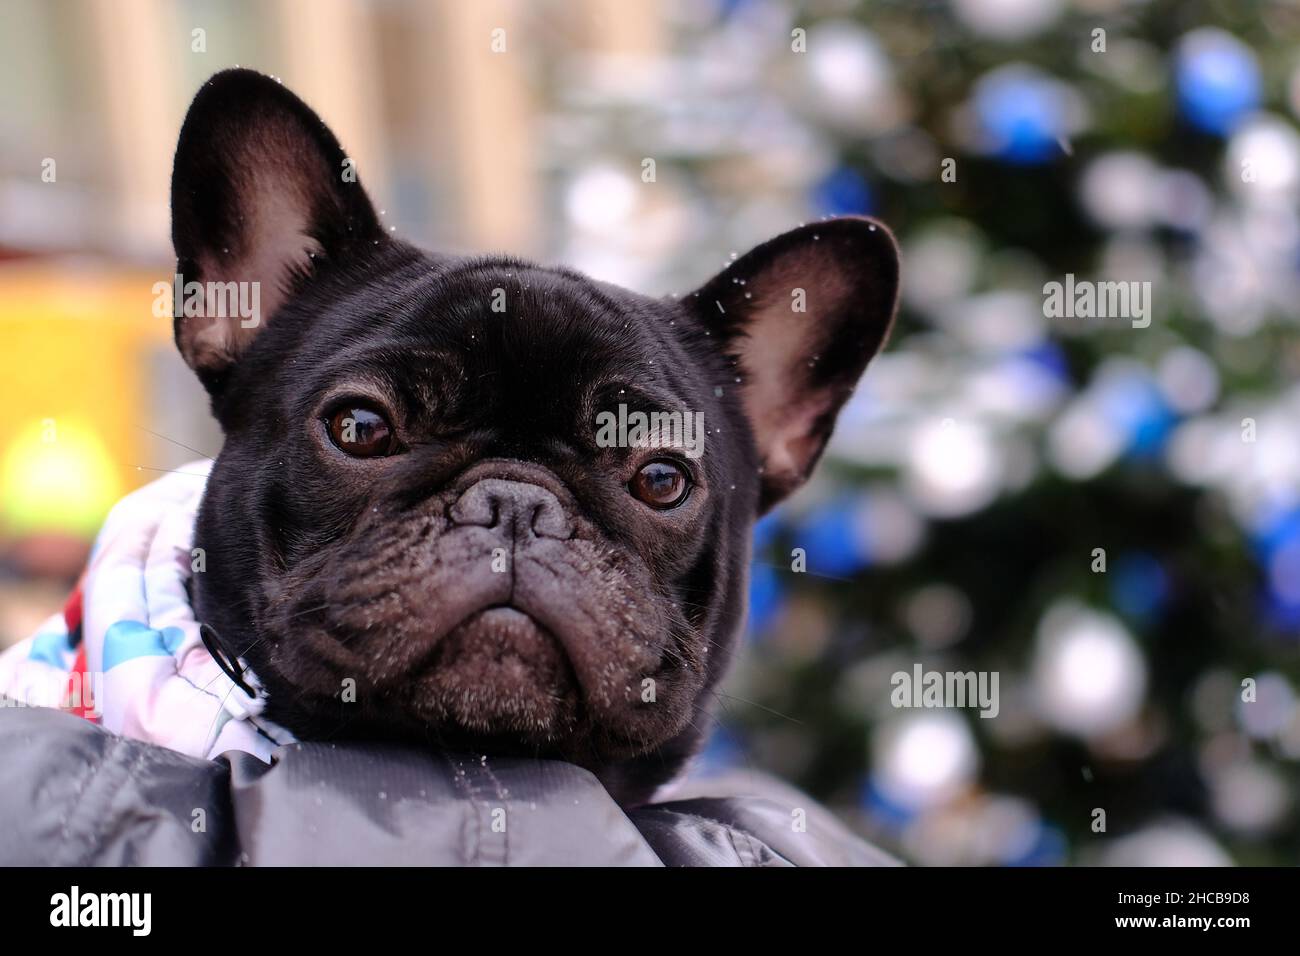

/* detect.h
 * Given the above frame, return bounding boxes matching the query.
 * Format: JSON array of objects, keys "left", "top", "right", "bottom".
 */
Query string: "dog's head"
[{"left": 173, "top": 70, "right": 898, "bottom": 802}]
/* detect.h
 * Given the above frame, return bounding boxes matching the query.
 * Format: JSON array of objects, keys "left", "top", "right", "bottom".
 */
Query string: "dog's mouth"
[
  {"left": 261, "top": 517, "right": 703, "bottom": 763},
  {"left": 409, "top": 605, "right": 583, "bottom": 739}
]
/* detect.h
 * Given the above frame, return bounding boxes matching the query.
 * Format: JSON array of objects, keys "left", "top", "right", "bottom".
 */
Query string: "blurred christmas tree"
[{"left": 548, "top": 0, "right": 1300, "bottom": 863}]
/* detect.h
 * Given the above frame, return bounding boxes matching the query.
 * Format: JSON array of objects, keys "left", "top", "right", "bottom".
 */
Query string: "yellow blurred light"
[{"left": 1, "top": 420, "right": 121, "bottom": 537}]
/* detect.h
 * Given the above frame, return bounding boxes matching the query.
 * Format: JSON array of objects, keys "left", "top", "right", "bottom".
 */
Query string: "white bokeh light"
[
  {"left": 904, "top": 418, "right": 1003, "bottom": 517},
  {"left": 1099, "top": 819, "right": 1232, "bottom": 866},
  {"left": 804, "top": 22, "right": 900, "bottom": 132},
  {"left": 852, "top": 488, "right": 926, "bottom": 564},
  {"left": 1236, "top": 672, "right": 1296, "bottom": 740},
  {"left": 902, "top": 223, "right": 982, "bottom": 315},
  {"left": 1032, "top": 602, "right": 1147, "bottom": 737},
  {"left": 564, "top": 164, "right": 638, "bottom": 233},
  {"left": 1080, "top": 152, "right": 1159, "bottom": 230},
  {"left": 1227, "top": 114, "right": 1300, "bottom": 204},
  {"left": 1210, "top": 759, "right": 1291, "bottom": 834},
  {"left": 950, "top": 0, "right": 1064, "bottom": 41},
  {"left": 1156, "top": 346, "right": 1220, "bottom": 414},
  {"left": 874, "top": 711, "right": 980, "bottom": 810},
  {"left": 1047, "top": 395, "right": 1125, "bottom": 479}
]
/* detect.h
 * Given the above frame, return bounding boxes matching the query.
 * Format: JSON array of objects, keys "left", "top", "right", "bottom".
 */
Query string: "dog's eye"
[
  {"left": 629, "top": 460, "right": 690, "bottom": 509},
  {"left": 326, "top": 405, "right": 398, "bottom": 458}
]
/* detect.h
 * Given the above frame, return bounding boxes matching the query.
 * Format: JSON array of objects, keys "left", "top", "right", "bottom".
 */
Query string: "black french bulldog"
[{"left": 173, "top": 69, "right": 899, "bottom": 804}]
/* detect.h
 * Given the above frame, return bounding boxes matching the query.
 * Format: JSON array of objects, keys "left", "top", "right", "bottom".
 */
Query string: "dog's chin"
[
  {"left": 255, "top": 558, "right": 703, "bottom": 766},
  {"left": 411, "top": 606, "right": 582, "bottom": 741}
]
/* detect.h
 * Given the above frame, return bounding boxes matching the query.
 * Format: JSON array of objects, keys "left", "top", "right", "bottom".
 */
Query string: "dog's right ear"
[{"left": 170, "top": 69, "right": 383, "bottom": 396}]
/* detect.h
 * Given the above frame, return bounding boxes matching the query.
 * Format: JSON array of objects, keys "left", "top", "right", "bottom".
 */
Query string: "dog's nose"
[{"left": 449, "top": 479, "right": 572, "bottom": 540}]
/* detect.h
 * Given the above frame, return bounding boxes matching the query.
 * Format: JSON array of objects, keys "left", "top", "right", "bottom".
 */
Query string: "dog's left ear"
[
  {"left": 170, "top": 69, "right": 383, "bottom": 396},
  {"left": 689, "top": 216, "right": 900, "bottom": 511}
]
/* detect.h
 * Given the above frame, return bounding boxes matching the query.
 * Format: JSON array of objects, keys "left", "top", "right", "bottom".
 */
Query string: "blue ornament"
[
  {"left": 1250, "top": 505, "right": 1300, "bottom": 564},
  {"left": 698, "top": 724, "right": 747, "bottom": 772},
  {"left": 752, "top": 510, "right": 783, "bottom": 552},
  {"left": 1096, "top": 373, "right": 1176, "bottom": 457},
  {"left": 1175, "top": 30, "right": 1260, "bottom": 136},
  {"left": 974, "top": 67, "right": 1067, "bottom": 165},
  {"left": 860, "top": 775, "right": 919, "bottom": 830},
  {"left": 1254, "top": 510, "right": 1300, "bottom": 633},
  {"left": 1003, "top": 824, "right": 1068, "bottom": 867},
  {"left": 1263, "top": 591, "right": 1300, "bottom": 634},
  {"left": 1017, "top": 341, "right": 1070, "bottom": 382},
  {"left": 747, "top": 561, "right": 785, "bottom": 639},
  {"left": 797, "top": 497, "right": 871, "bottom": 578},
  {"left": 1111, "top": 552, "right": 1170, "bottom": 621},
  {"left": 716, "top": 0, "right": 752, "bottom": 19},
  {"left": 812, "top": 166, "right": 875, "bottom": 217}
]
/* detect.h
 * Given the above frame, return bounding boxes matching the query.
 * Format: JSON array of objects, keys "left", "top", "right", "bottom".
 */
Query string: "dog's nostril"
[{"left": 530, "top": 499, "right": 570, "bottom": 539}]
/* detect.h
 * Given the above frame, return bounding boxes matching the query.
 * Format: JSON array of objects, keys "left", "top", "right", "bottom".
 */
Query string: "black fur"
[{"left": 171, "top": 70, "right": 899, "bottom": 804}]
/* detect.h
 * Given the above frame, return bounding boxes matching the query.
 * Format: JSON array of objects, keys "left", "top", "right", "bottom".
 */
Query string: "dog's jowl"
[{"left": 172, "top": 69, "right": 899, "bottom": 803}]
